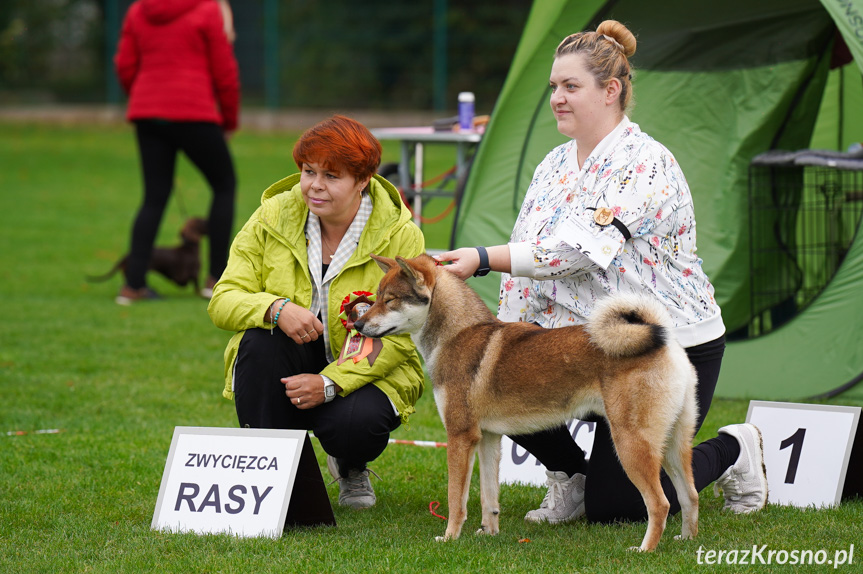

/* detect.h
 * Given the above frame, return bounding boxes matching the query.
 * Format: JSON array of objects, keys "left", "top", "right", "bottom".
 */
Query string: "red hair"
[{"left": 292, "top": 115, "right": 382, "bottom": 182}]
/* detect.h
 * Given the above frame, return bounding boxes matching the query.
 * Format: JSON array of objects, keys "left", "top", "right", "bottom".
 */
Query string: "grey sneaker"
[
  {"left": 713, "top": 423, "right": 769, "bottom": 513},
  {"left": 327, "top": 455, "right": 377, "bottom": 509},
  {"left": 524, "top": 470, "right": 586, "bottom": 524}
]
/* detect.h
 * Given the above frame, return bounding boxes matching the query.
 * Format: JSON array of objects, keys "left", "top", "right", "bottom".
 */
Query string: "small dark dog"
[{"left": 87, "top": 217, "right": 208, "bottom": 292}]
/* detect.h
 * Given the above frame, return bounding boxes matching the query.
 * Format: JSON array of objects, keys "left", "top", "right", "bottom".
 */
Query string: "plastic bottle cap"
[{"left": 458, "top": 92, "right": 475, "bottom": 103}]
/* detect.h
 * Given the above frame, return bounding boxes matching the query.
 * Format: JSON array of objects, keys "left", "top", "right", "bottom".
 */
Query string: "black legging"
[
  {"left": 232, "top": 328, "right": 401, "bottom": 476},
  {"left": 509, "top": 335, "right": 739, "bottom": 523},
  {"left": 126, "top": 120, "right": 236, "bottom": 289}
]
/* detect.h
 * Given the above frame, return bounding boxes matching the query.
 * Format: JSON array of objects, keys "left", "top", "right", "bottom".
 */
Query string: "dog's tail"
[
  {"left": 85, "top": 260, "right": 124, "bottom": 283},
  {"left": 586, "top": 294, "right": 674, "bottom": 357}
]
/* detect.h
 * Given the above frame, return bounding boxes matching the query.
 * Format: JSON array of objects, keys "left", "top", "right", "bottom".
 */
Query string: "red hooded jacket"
[{"left": 114, "top": 0, "right": 240, "bottom": 131}]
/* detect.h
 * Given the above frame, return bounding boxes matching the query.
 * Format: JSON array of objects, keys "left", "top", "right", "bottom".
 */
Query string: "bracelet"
[
  {"left": 270, "top": 298, "right": 290, "bottom": 334},
  {"left": 473, "top": 246, "right": 491, "bottom": 277}
]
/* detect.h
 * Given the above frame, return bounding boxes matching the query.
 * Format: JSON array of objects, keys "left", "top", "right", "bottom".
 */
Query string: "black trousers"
[
  {"left": 509, "top": 335, "right": 739, "bottom": 524},
  {"left": 233, "top": 328, "right": 400, "bottom": 474},
  {"left": 126, "top": 120, "right": 236, "bottom": 289}
]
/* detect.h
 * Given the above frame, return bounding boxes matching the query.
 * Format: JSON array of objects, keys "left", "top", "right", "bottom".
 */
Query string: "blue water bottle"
[{"left": 458, "top": 92, "right": 475, "bottom": 131}]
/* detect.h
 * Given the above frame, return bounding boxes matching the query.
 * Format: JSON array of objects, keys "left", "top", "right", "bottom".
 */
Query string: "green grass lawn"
[{"left": 1, "top": 122, "right": 861, "bottom": 573}]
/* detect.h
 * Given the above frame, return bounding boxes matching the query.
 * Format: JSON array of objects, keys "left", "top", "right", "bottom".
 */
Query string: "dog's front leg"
[
  {"left": 437, "top": 431, "right": 479, "bottom": 541},
  {"left": 476, "top": 431, "right": 502, "bottom": 536}
]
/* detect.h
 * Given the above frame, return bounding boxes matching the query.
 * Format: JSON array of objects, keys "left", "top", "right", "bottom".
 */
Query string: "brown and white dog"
[{"left": 354, "top": 253, "right": 699, "bottom": 552}]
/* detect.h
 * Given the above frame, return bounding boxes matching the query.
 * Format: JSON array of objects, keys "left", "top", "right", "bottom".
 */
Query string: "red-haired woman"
[{"left": 208, "top": 116, "right": 425, "bottom": 509}]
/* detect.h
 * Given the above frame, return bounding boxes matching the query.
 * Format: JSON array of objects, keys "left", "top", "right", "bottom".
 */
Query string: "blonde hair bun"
[{"left": 595, "top": 20, "right": 636, "bottom": 58}]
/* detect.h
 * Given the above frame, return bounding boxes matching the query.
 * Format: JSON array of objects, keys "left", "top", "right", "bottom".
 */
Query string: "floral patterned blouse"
[{"left": 500, "top": 117, "right": 724, "bottom": 348}]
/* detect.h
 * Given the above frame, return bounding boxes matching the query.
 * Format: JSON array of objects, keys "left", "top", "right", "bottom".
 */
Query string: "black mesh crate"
[{"left": 747, "top": 149, "right": 863, "bottom": 337}]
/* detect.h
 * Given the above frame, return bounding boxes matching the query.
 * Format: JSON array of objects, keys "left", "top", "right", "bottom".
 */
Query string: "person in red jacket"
[{"left": 114, "top": 0, "right": 240, "bottom": 304}]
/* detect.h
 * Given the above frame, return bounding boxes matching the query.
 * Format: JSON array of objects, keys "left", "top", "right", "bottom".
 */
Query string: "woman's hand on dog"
[
  {"left": 434, "top": 246, "right": 512, "bottom": 280},
  {"left": 434, "top": 248, "right": 480, "bottom": 280},
  {"left": 271, "top": 300, "right": 324, "bottom": 344},
  {"left": 282, "top": 374, "right": 334, "bottom": 409}
]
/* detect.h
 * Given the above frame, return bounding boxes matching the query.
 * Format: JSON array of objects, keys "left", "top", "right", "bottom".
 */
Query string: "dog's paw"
[
  {"left": 673, "top": 533, "right": 695, "bottom": 541},
  {"left": 627, "top": 545, "right": 651, "bottom": 553},
  {"left": 475, "top": 525, "right": 499, "bottom": 536},
  {"left": 434, "top": 535, "right": 447, "bottom": 542}
]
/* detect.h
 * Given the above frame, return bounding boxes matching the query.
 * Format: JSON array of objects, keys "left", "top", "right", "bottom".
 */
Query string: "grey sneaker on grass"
[
  {"left": 713, "top": 423, "right": 769, "bottom": 513},
  {"left": 524, "top": 470, "right": 586, "bottom": 524},
  {"left": 327, "top": 455, "right": 377, "bottom": 509}
]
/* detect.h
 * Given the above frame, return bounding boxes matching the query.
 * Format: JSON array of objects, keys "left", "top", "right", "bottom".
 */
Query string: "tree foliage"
[{"left": 0, "top": 0, "right": 531, "bottom": 110}]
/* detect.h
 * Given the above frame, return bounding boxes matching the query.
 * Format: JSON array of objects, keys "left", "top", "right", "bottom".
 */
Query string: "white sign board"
[
  {"left": 499, "top": 419, "right": 596, "bottom": 486},
  {"left": 746, "top": 401, "right": 861, "bottom": 508},
  {"left": 152, "top": 427, "right": 305, "bottom": 538}
]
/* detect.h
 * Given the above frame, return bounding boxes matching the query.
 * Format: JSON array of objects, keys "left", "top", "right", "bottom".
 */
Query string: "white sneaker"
[
  {"left": 713, "top": 423, "right": 769, "bottom": 513},
  {"left": 327, "top": 455, "right": 377, "bottom": 509},
  {"left": 525, "top": 470, "right": 586, "bottom": 524}
]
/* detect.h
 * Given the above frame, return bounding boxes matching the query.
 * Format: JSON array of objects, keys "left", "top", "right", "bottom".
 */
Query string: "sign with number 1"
[{"left": 746, "top": 401, "right": 861, "bottom": 508}]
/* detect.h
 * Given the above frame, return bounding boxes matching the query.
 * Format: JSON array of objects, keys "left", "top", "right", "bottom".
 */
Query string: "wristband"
[{"left": 473, "top": 246, "right": 491, "bottom": 277}]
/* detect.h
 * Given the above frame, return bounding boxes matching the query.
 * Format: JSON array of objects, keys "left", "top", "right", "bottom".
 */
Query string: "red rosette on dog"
[
  {"left": 336, "top": 291, "right": 382, "bottom": 366},
  {"left": 338, "top": 291, "right": 375, "bottom": 334}
]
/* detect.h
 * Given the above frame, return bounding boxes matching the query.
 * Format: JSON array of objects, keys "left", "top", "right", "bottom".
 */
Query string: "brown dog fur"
[
  {"left": 354, "top": 253, "right": 699, "bottom": 552},
  {"left": 87, "top": 217, "right": 208, "bottom": 292}
]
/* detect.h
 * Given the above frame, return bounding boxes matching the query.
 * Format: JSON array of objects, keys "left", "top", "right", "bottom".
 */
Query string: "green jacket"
[{"left": 207, "top": 173, "right": 425, "bottom": 424}]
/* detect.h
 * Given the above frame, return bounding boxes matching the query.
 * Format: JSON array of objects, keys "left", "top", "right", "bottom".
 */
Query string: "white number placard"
[
  {"left": 499, "top": 419, "right": 596, "bottom": 486},
  {"left": 746, "top": 401, "right": 861, "bottom": 508},
  {"left": 152, "top": 427, "right": 305, "bottom": 538}
]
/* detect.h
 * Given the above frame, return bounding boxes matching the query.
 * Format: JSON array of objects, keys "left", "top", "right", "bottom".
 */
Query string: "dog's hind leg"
[
  {"left": 438, "top": 429, "right": 480, "bottom": 541},
  {"left": 476, "top": 431, "right": 502, "bottom": 536},
  {"left": 609, "top": 424, "right": 670, "bottom": 552},
  {"left": 663, "top": 386, "right": 699, "bottom": 541},
  {"left": 662, "top": 436, "right": 698, "bottom": 541}
]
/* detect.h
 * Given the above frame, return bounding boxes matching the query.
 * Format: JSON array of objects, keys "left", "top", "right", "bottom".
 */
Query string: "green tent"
[{"left": 453, "top": 0, "right": 863, "bottom": 399}]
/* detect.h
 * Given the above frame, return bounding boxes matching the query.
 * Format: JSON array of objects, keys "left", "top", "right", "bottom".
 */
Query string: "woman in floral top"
[{"left": 436, "top": 20, "right": 768, "bottom": 524}]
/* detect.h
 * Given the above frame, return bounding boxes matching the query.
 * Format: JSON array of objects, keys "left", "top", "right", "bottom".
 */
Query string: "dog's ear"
[
  {"left": 181, "top": 218, "right": 207, "bottom": 242},
  {"left": 395, "top": 256, "right": 426, "bottom": 288},
  {"left": 370, "top": 253, "right": 396, "bottom": 272}
]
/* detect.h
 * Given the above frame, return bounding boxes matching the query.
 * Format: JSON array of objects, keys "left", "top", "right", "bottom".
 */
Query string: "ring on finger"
[
  {"left": 296, "top": 397, "right": 301, "bottom": 405},
  {"left": 301, "top": 333, "right": 310, "bottom": 339}
]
